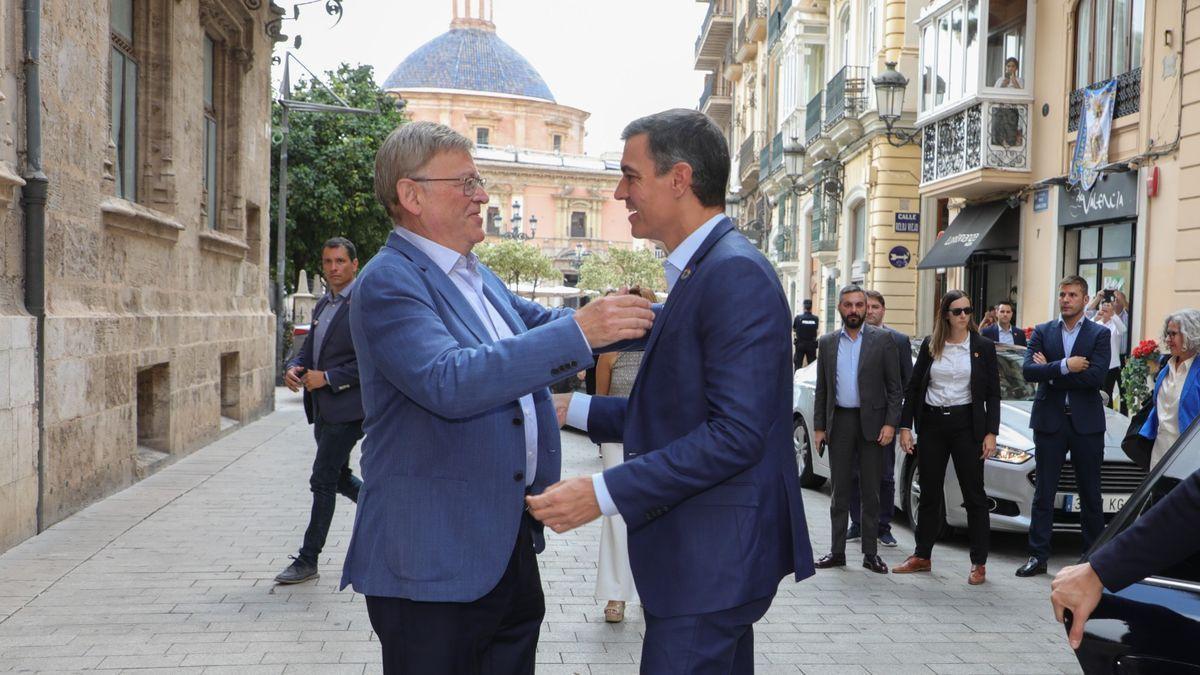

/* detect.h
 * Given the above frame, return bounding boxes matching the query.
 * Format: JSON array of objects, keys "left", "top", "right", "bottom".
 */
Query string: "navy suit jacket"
[
  {"left": 1091, "top": 466, "right": 1200, "bottom": 591},
  {"left": 287, "top": 292, "right": 363, "bottom": 424},
  {"left": 982, "top": 323, "right": 1027, "bottom": 347},
  {"left": 1023, "top": 317, "right": 1111, "bottom": 435},
  {"left": 340, "top": 232, "right": 593, "bottom": 602},
  {"left": 586, "top": 218, "right": 814, "bottom": 618}
]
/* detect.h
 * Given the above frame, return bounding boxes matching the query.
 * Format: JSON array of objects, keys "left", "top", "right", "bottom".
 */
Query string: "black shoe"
[
  {"left": 814, "top": 553, "right": 847, "bottom": 569},
  {"left": 863, "top": 554, "right": 888, "bottom": 574},
  {"left": 274, "top": 556, "right": 319, "bottom": 584},
  {"left": 847, "top": 523, "right": 862, "bottom": 541},
  {"left": 1015, "top": 557, "right": 1048, "bottom": 578}
]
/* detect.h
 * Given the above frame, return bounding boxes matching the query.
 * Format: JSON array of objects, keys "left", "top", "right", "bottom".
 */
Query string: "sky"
[{"left": 271, "top": 0, "right": 710, "bottom": 156}]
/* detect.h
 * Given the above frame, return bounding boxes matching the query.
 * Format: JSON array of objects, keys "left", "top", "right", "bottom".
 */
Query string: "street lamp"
[
  {"left": 500, "top": 200, "right": 537, "bottom": 240},
  {"left": 872, "top": 61, "right": 921, "bottom": 147},
  {"left": 571, "top": 242, "right": 589, "bottom": 269}
]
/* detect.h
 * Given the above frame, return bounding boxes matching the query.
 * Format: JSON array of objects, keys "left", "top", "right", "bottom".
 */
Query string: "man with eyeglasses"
[
  {"left": 1019, "top": 275, "right": 1112, "bottom": 578},
  {"left": 340, "top": 121, "right": 656, "bottom": 673}
]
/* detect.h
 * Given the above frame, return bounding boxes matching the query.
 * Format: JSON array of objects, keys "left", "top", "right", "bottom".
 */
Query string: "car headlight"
[{"left": 990, "top": 445, "right": 1033, "bottom": 464}]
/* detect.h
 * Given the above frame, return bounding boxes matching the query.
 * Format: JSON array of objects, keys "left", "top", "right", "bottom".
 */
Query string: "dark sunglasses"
[{"left": 948, "top": 306, "right": 973, "bottom": 317}]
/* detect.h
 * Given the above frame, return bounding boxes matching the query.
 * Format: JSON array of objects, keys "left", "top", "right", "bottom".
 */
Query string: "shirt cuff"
[
  {"left": 592, "top": 472, "right": 619, "bottom": 517},
  {"left": 566, "top": 393, "right": 591, "bottom": 431},
  {"left": 325, "top": 371, "right": 336, "bottom": 389},
  {"left": 570, "top": 315, "right": 591, "bottom": 351},
  {"left": 1060, "top": 359, "right": 1070, "bottom": 376}
]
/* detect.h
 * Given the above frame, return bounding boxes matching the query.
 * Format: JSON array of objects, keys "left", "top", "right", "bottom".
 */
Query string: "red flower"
[
  {"left": 1132, "top": 339, "right": 1159, "bottom": 359},
  {"left": 1024, "top": 326, "right": 1034, "bottom": 339}
]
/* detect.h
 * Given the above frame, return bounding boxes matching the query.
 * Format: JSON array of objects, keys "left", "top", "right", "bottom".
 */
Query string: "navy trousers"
[
  {"left": 297, "top": 417, "right": 363, "bottom": 564},
  {"left": 640, "top": 593, "right": 775, "bottom": 674},
  {"left": 1029, "top": 424, "right": 1106, "bottom": 561}
]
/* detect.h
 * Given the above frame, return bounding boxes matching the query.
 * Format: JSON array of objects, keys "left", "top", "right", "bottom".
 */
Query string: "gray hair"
[
  {"left": 374, "top": 121, "right": 473, "bottom": 221},
  {"left": 1162, "top": 309, "right": 1200, "bottom": 353},
  {"left": 620, "top": 109, "right": 729, "bottom": 208},
  {"left": 838, "top": 284, "right": 866, "bottom": 302}
]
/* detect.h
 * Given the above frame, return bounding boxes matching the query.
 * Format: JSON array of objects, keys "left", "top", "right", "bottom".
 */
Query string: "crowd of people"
[{"left": 269, "top": 108, "right": 1199, "bottom": 673}]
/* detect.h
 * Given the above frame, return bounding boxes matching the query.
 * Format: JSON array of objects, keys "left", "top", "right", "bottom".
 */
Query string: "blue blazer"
[
  {"left": 586, "top": 218, "right": 814, "bottom": 618},
  {"left": 287, "top": 292, "right": 363, "bottom": 424},
  {"left": 340, "top": 232, "right": 593, "bottom": 602},
  {"left": 981, "top": 323, "right": 1027, "bottom": 347},
  {"left": 1022, "top": 317, "right": 1111, "bottom": 435},
  {"left": 1138, "top": 357, "right": 1200, "bottom": 441}
]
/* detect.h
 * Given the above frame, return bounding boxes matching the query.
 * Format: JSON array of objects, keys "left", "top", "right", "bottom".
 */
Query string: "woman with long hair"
[{"left": 894, "top": 290, "right": 1001, "bottom": 584}]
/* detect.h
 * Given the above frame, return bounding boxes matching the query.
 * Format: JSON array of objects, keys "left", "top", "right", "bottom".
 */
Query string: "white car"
[{"left": 792, "top": 341, "right": 1146, "bottom": 535}]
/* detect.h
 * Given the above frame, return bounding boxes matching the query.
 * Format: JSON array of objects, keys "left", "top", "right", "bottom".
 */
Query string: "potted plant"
[{"left": 1120, "top": 339, "right": 1161, "bottom": 416}]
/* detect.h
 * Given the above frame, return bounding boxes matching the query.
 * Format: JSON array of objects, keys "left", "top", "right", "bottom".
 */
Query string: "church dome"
[{"left": 384, "top": 16, "right": 556, "bottom": 103}]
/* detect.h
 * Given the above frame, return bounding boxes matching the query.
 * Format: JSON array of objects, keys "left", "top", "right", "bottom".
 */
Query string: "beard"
[{"left": 841, "top": 312, "right": 864, "bottom": 329}]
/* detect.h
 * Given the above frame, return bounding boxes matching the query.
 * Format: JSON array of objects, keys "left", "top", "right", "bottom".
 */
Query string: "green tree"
[
  {"left": 577, "top": 248, "right": 666, "bottom": 292},
  {"left": 269, "top": 63, "right": 405, "bottom": 292},
  {"left": 475, "top": 241, "right": 562, "bottom": 296}
]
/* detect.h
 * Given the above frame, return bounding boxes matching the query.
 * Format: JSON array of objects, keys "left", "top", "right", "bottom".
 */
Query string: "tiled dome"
[{"left": 384, "top": 27, "right": 556, "bottom": 103}]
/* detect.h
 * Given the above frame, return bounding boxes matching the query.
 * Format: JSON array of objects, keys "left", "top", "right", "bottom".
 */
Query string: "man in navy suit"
[
  {"left": 1051, "top": 465, "right": 1200, "bottom": 649},
  {"left": 342, "top": 122, "right": 654, "bottom": 674},
  {"left": 1019, "top": 275, "right": 1111, "bottom": 577},
  {"left": 275, "top": 237, "right": 365, "bottom": 585},
  {"left": 981, "top": 300, "right": 1027, "bottom": 346},
  {"left": 527, "top": 109, "right": 813, "bottom": 673}
]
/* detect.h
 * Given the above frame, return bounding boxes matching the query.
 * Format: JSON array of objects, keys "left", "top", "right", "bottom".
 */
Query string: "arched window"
[{"left": 1074, "top": 0, "right": 1145, "bottom": 88}]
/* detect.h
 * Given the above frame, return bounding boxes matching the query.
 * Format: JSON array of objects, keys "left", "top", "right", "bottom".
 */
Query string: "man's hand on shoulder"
[
  {"left": 574, "top": 294, "right": 655, "bottom": 348},
  {"left": 525, "top": 476, "right": 601, "bottom": 533}
]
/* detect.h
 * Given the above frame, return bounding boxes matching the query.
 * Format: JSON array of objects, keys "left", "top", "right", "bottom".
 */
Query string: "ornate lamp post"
[
  {"left": 872, "top": 62, "right": 921, "bottom": 146},
  {"left": 500, "top": 200, "right": 537, "bottom": 240}
]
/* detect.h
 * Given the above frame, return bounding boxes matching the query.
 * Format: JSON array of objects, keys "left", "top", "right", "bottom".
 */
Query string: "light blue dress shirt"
[
  {"left": 394, "top": 227, "right": 540, "bottom": 486},
  {"left": 1058, "top": 316, "right": 1088, "bottom": 407},
  {"left": 311, "top": 277, "right": 355, "bottom": 389},
  {"left": 835, "top": 329, "right": 864, "bottom": 408},
  {"left": 567, "top": 213, "right": 726, "bottom": 516}
]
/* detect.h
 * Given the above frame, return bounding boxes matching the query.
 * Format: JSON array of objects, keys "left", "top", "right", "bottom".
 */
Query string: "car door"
[{"left": 1072, "top": 418, "right": 1200, "bottom": 674}]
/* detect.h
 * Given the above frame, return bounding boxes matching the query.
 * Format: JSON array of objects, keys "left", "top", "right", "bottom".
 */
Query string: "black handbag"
[{"left": 1121, "top": 402, "right": 1154, "bottom": 470}]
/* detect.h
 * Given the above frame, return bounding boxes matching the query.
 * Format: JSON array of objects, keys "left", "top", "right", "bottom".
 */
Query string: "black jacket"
[
  {"left": 287, "top": 292, "right": 363, "bottom": 424},
  {"left": 901, "top": 332, "right": 1001, "bottom": 442}
]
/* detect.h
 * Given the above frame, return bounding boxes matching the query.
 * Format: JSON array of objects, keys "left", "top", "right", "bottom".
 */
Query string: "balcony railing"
[
  {"left": 767, "top": 7, "right": 783, "bottom": 48},
  {"left": 919, "top": 98, "right": 1032, "bottom": 184},
  {"left": 771, "top": 132, "right": 784, "bottom": 172},
  {"left": 694, "top": 0, "right": 735, "bottom": 69},
  {"left": 805, "top": 91, "right": 823, "bottom": 144},
  {"left": 1068, "top": 68, "right": 1142, "bottom": 132},
  {"left": 739, "top": 131, "right": 764, "bottom": 182},
  {"left": 823, "top": 66, "right": 868, "bottom": 130},
  {"left": 699, "top": 73, "right": 732, "bottom": 109}
]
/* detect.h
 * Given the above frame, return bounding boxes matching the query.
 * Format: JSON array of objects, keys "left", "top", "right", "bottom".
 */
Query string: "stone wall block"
[
  {"left": 0, "top": 407, "right": 14, "bottom": 484},
  {"left": 104, "top": 354, "right": 134, "bottom": 408},
  {"left": 9, "top": 348, "right": 35, "bottom": 407}
]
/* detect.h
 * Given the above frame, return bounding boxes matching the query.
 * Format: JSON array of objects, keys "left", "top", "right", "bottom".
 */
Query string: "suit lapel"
[
  {"left": 1069, "top": 318, "right": 1091, "bottom": 358},
  {"left": 386, "top": 232, "right": 492, "bottom": 345},
  {"left": 315, "top": 298, "right": 349, "bottom": 365},
  {"left": 480, "top": 273, "right": 524, "bottom": 336},
  {"left": 1045, "top": 320, "right": 1064, "bottom": 360}
]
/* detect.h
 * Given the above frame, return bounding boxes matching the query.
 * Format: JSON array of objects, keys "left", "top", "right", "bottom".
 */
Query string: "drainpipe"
[{"left": 21, "top": 0, "right": 48, "bottom": 533}]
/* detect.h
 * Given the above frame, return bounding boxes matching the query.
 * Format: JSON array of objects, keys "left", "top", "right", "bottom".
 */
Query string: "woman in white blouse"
[
  {"left": 1137, "top": 309, "right": 1200, "bottom": 467},
  {"left": 895, "top": 291, "right": 1002, "bottom": 585}
]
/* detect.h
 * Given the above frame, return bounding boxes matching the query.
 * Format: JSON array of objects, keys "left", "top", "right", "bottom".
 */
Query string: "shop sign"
[
  {"left": 1058, "top": 171, "right": 1138, "bottom": 227},
  {"left": 894, "top": 212, "right": 920, "bottom": 233},
  {"left": 889, "top": 246, "right": 912, "bottom": 268}
]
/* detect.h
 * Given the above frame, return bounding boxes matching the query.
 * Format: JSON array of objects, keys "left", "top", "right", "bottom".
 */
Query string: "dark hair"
[
  {"left": 930, "top": 289, "right": 978, "bottom": 360},
  {"left": 995, "top": 299, "right": 1015, "bottom": 312},
  {"left": 1005, "top": 56, "right": 1019, "bottom": 67},
  {"left": 621, "top": 109, "right": 729, "bottom": 208},
  {"left": 323, "top": 237, "right": 358, "bottom": 261},
  {"left": 803, "top": 299, "right": 813, "bottom": 310},
  {"left": 837, "top": 284, "right": 865, "bottom": 303},
  {"left": 1059, "top": 274, "right": 1089, "bottom": 296},
  {"left": 865, "top": 289, "right": 885, "bottom": 307}
]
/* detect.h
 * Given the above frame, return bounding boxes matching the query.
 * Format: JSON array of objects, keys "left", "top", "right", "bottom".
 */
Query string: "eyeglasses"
[
  {"left": 948, "top": 307, "right": 973, "bottom": 317},
  {"left": 1165, "top": 330, "right": 1180, "bottom": 339},
  {"left": 409, "top": 174, "right": 487, "bottom": 196}
]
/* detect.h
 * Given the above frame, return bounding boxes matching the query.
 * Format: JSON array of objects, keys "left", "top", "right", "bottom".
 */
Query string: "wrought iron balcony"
[
  {"left": 739, "top": 130, "right": 764, "bottom": 184},
  {"left": 694, "top": 0, "right": 735, "bottom": 71},
  {"left": 823, "top": 66, "right": 868, "bottom": 131},
  {"left": 919, "top": 97, "right": 1032, "bottom": 186},
  {"left": 805, "top": 91, "right": 823, "bottom": 144},
  {"left": 757, "top": 132, "right": 786, "bottom": 182},
  {"left": 767, "top": 7, "right": 783, "bottom": 48},
  {"left": 700, "top": 73, "right": 733, "bottom": 127},
  {"left": 1068, "top": 68, "right": 1141, "bottom": 132},
  {"left": 734, "top": 0, "right": 768, "bottom": 61}
]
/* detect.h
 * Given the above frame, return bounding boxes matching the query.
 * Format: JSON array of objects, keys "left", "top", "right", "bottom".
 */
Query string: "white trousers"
[{"left": 595, "top": 443, "right": 639, "bottom": 603}]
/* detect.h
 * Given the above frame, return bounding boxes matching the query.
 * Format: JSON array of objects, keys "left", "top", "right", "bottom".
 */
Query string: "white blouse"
[
  {"left": 1151, "top": 355, "right": 1196, "bottom": 468},
  {"left": 925, "top": 339, "right": 973, "bottom": 407}
]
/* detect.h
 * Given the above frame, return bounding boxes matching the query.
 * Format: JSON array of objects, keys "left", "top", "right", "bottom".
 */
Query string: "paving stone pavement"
[{"left": 0, "top": 388, "right": 1087, "bottom": 674}]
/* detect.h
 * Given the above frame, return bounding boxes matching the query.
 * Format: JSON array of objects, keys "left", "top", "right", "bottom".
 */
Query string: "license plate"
[{"left": 1059, "top": 493, "right": 1129, "bottom": 513}]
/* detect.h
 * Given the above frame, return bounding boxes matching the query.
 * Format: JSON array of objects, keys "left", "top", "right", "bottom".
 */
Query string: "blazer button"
[
  {"left": 512, "top": 418, "right": 523, "bottom": 426},
  {"left": 513, "top": 471, "right": 524, "bottom": 482}
]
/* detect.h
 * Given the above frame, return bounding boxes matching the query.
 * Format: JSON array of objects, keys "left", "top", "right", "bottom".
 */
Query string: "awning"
[{"left": 918, "top": 202, "right": 1017, "bottom": 270}]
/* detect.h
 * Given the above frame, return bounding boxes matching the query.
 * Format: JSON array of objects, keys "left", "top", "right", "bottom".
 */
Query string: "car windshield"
[{"left": 907, "top": 341, "right": 1036, "bottom": 401}]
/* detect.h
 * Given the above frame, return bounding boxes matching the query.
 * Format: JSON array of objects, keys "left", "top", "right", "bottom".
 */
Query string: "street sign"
[
  {"left": 894, "top": 212, "right": 920, "bottom": 233},
  {"left": 889, "top": 246, "right": 912, "bottom": 268},
  {"left": 1033, "top": 189, "right": 1049, "bottom": 212}
]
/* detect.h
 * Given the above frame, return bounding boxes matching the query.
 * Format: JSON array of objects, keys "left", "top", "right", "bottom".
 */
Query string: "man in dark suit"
[
  {"left": 527, "top": 109, "right": 813, "bottom": 673},
  {"left": 812, "top": 285, "right": 903, "bottom": 574},
  {"left": 981, "top": 299, "right": 1027, "bottom": 346},
  {"left": 1051, "top": 465, "right": 1200, "bottom": 649},
  {"left": 1018, "top": 275, "right": 1112, "bottom": 577},
  {"left": 276, "top": 237, "right": 366, "bottom": 585},
  {"left": 845, "top": 290, "right": 913, "bottom": 547},
  {"left": 794, "top": 299, "right": 820, "bottom": 369}
]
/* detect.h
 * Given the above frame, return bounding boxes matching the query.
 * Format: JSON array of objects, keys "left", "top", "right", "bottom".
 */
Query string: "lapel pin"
[
  {"left": 974, "top": 352, "right": 980, "bottom": 358},
  {"left": 681, "top": 268, "right": 692, "bottom": 280}
]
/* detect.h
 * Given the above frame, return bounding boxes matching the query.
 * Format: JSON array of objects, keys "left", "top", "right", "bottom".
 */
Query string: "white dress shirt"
[
  {"left": 567, "top": 213, "right": 727, "bottom": 517},
  {"left": 1151, "top": 354, "right": 1196, "bottom": 468},
  {"left": 925, "top": 338, "right": 973, "bottom": 407},
  {"left": 996, "top": 325, "right": 1014, "bottom": 345},
  {"left": 1097, "top": 315, "right": 1126, "bottom": 370},
  {"left": 394, "top": 226, "right": 541, "bottom": 486}
]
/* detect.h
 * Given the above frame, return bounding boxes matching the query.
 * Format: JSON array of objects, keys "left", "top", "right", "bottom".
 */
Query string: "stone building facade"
[{"left": 0, "top": 0, "right": 281, "bottom": 553}]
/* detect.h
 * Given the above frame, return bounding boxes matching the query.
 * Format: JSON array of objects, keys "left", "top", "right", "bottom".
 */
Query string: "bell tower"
[{"left": 451, "top": 0, "right": 495, "bottom": 31}]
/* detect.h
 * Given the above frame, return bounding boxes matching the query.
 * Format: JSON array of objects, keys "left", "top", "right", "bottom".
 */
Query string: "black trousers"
[
  {"left": 794, "top": 342, "right": 817, "bottom": 369},
  {"left": 914, "top": 406, "right": 989, "bottom": 565},
  {"left": 365, "top": 515, "right": 544, "bottom": 675},
  {"left": 828, "top": 407, "right": 885, "bottom": 556},
  {"left": 297, "top": 417, "right": 363, "bottom": 564}
]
